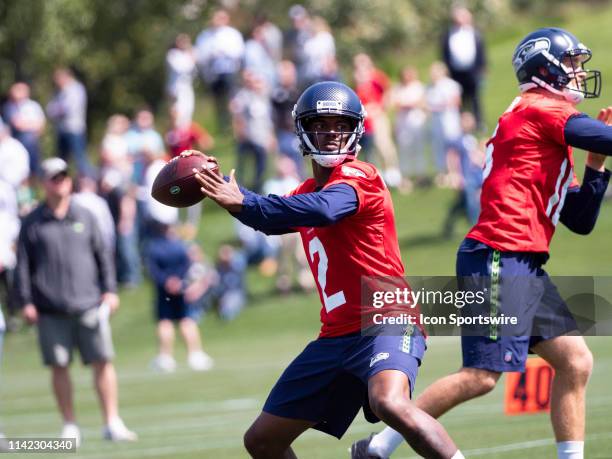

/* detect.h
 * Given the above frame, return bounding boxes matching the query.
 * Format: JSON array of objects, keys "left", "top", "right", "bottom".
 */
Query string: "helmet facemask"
[
  {"left": 296, "top": 115, "right": 364, "bottom": 168},
  {"left": 524, "top": 47, "right": 601, "bottom": 103},
  {"left": 560, "top": 50, "right": 601, "bottom": 100}
]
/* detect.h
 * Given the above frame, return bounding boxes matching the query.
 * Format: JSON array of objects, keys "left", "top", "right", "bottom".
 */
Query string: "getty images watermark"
[{"left": 360, "top": 276, "right": 612, "bottom": 337}]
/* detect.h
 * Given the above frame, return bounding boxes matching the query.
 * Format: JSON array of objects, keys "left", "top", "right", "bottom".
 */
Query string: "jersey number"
[{"left": 308, "top": 237, "right": 346, "bottom": 313}]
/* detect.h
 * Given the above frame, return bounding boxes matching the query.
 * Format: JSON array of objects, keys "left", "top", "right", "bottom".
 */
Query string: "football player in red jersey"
[
  {"left": 353, "top": 28, "right": 612, "bottom": 459},
  {"left": 190, "top": 81, "right": 463, "bottom": 458}
]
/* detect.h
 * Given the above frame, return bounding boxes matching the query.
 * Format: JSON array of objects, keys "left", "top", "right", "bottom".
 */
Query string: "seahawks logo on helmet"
[{"left": 512, "top": 38, "right": 550, "bottom": 72}]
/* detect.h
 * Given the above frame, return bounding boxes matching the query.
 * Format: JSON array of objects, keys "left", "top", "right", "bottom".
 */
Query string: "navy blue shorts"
[
  {"left": 263, "top": 329, "right": 426, "bottom": 439},
  {"left": 456, "top": 238, "right": 578, "bottom": 372},
  {"left": 155, "top": 288, "right": 188, "bottom": 321}
]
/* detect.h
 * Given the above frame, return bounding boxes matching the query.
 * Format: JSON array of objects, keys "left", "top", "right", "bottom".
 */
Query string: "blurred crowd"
[{"left": 0, "top": 4, "right": 489, "bottom": 350}]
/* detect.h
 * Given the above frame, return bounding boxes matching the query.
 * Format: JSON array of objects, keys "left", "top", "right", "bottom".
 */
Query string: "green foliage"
[{"left": 0, "top": 0, "right": 564, "bottom": 132}]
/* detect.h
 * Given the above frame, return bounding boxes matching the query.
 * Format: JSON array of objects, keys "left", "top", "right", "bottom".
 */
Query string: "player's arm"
[
  {"left": 561, "top": 108, "right": 612, "bottom": 234},
  {"left": 564, "top": 112, "right": 612, "bottom": 155},
  {"left": 559, "top": 166, "right": 610, "bottom": 234},
  {"left": 14, "top": 223, "right": 33, "bottom": 309},
  {"left": 194, "top": 167, "right": 358, "bottom": 235}
]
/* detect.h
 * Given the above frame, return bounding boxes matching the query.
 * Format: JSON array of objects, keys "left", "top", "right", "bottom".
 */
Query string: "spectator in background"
[
  {"left": 195, "top": 8, "right": 245, "bottom": 130},
  {"left": 244, "top": 23, "right": 278, "bottom": 90},
  {"left": 230, "top": 70, "right": 275, "bottom": 193},
  {"left": 126, "top": 107, "right": 165, "bottom": 200},
  {"left": 442, "top": 111, "right": 484, "bottom": 237},
  {"left": 285, "top": 5, "right": 312, "bottom": 87},
  {"left": 0, "top": 179, "right": 20, "bottom": 332},
  {"left": 390, "top": 66, "right": 428, "bottom": 193},
  {"left": 100, "top": 114, "right": 132, "bottom": 188},
  {"left": 0, "top": 118, "right": 30, "bottom": 191},
  {"left": 15, "top": 158, "right": 136, "bottom": 446},
  {"left": 46, "top": 68, "right": 92, "bottom": 176},
  {"left": 353, "top": 53, "right": 401, "bottom": 187},
  {"left": 183, "top": 243, "right": 218, "bottom": 323},
  {"left": 141, "top": 146, "right": 179, "bottom": 241},
  {"left": 166, "top": 34, "right": 197, "bottom": 126},
  {"left": 426, "top": 61, "right": 462, "bottom": 185},
  {"left": 301, "top": 17, "right": 335, "bottom": 89},
  {"left": 271, "top": 60, "right": 304, "bottom": 177},
  {"left": 99, "top": 115, "right": 141, "bottom": 288},
  {"left": 255, "top": 13, "right": 283, "bottom": 64},
  {"left": 99, "top": 169, "right": 141, "bottom": 288},
  {"left": 145, "top": 222, "right": 214, "bottom": 373},
  {"left": 72, "top": 176, "right": 116, "bottom": 252},
  {"left": 3, "top": 82, "right": 46, "bottom": 177},
  {"left": 212, "top": 244, "right": 246, "bottom": 321},
  {"left": 165, "top": 105, "right": 214, "bottom": 238},
  {"left": 441, "top": 5, "right": 486, "bottom": 129},
  {"left": 165, "top": 105, "right": 214, "bottom": 159}
]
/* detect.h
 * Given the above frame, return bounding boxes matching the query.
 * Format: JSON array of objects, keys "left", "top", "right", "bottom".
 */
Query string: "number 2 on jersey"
[{"left": 308, "top": 237, "right": 346, "bottom": 313}]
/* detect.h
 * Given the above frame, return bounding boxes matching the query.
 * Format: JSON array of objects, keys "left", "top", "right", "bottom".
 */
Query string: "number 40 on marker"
[{"left": 504, "top": 357, "right": 554, "bottom": 415}]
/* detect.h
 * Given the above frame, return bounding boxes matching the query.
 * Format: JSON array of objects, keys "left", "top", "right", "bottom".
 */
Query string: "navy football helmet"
[
  {"left": 512, "top": 27, "right": 601, "bottom": 103},
  {"left": 292, "top": 81, "right": 365, "bottom": 168}
]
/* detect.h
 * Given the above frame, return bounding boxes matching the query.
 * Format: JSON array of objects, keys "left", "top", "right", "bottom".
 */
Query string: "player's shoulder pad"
[{"left": 331, "top": 159, "right": 379, "bottom": 182}]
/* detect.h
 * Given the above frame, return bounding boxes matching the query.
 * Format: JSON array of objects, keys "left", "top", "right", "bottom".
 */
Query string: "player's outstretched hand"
[
  {"left": 194, "top": 168, "right": 244, "bottom": 213},
  {"left": 587, "top": 107, "right": 612, "bottom": 171}
]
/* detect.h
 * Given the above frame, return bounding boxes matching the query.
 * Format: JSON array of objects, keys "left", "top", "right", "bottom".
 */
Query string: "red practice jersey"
[
  {"left": 467, "top": 89, "right": 580, "bottom": 253},
  {"left": 289, "top": 159, "right": 405, "bottom": 337}
]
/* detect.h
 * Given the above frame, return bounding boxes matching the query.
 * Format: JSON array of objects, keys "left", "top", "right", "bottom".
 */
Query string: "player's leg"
[
  {"left": 529, "top": 272, "right": 591, "bottom": 459},
  {"left": 360, "top": 366, "right": 499, "bottom": 458},
  {"left": 154, "top": 296, "right": 182, "bottom": 371},
  {"left": 37, "top": 314, "right": 76, "bottom": 423},
  {"left": 367, "top": 369, "right": 460, "bottom": 459},
  {"left": 80, "top": 301, "right": 119, "bottom": 426},
  {"left": 417, "top": 366, "right": 500, "bottom": 418},
  {"left": 252, "top": 337, "right": 358, "bottom": 457},
  {"left": 179, "top": 317, "right": 214, "bottom": 371},
  {"left": 532, "top": 336, "right": 592, "bottom": 458},
  {"left": 354, "top": 244, "right": 537, "bottom": 458},
  {"left": 52, "top": 365, "right": 76, "bottom": 423},
  {"left": 91, "top": 360, "right": 119, "bottom": 424},
  {"left": 244, "top": 412, "right": 315, "bottom": 459},
  {"left": 179, "top": 317, "right": 202, "bottom": 352}
]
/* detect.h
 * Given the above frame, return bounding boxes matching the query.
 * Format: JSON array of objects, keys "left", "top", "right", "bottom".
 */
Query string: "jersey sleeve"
[{"left": 564, "top": 113, "right": 612, "bottom": 155}]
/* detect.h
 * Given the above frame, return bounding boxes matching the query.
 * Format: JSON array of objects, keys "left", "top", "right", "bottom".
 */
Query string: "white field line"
[
  {"left": 4, "top": 397, "right": 261, "bottom": 425},
  {"left": 403, "top": 432, "right": 612, "bottom": 458}
]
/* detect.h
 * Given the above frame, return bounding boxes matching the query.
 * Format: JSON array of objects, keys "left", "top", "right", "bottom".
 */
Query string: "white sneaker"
[
  {"left": 103, "top": 418, "right": 137, "bottom": 442},
  {"left": 188, "top": 351, "right": 214, "bottom": 371},
  {"left": 61, "top": 422, "right": 81, "bottom": 448},
  {"left": 150, "top": 354, "right": 176, "bottom": 373}
]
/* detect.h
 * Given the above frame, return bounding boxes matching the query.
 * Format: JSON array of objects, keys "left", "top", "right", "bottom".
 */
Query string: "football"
[{"left": 151, "top": 152, "right": 219, "bottom": 208}]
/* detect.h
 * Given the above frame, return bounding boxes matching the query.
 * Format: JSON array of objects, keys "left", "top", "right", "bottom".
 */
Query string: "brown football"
[{"left": 151, "top": 153, "right": 219, "bottom": 208}]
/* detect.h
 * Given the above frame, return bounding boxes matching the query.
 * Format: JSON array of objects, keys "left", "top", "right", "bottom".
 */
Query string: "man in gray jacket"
[{"left": 15, "top": 158, "right": 136, "bottom": 446}]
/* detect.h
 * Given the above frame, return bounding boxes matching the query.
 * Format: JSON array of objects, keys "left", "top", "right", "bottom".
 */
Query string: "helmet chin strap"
[
  {"left": 522, "top": 77, "right": 584, "bottom": 104},
  {"left": 307, "top": 152, "right": 348, "bottom": 168}
]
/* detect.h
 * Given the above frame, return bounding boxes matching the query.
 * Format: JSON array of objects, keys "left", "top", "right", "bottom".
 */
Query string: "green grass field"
[{"left": 4, "top": 4, "right": 612, "bottom": 458}]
